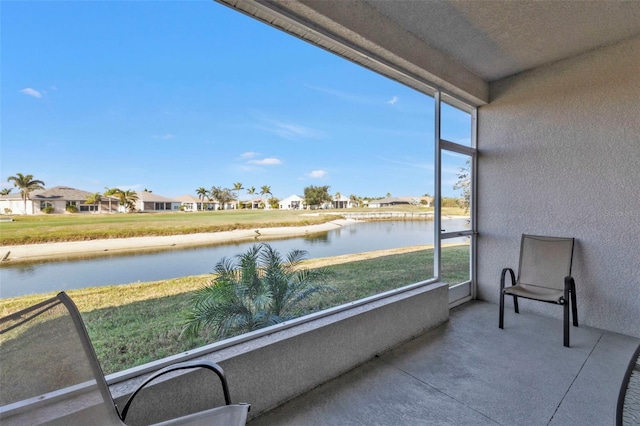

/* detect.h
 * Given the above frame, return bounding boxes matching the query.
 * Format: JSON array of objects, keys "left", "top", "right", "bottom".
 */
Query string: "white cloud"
[
  {"left": 258, "top": 113, "right": 320, "bottom": 140},
  {"left": 308, "top": 169, "right": 328, "bottom": 178},
  {"left": 388, "top": 96, "right": 398, "bottom": 105},
  {"left": 248, "top": 157, "right": 282, "bottom": 166},
  {"left": 115, "top": 184, "right": 143, "bottom": 191},
  {"left": 153, "top": 134, "right": 175, "bottom": 140},
  {"left": 240, "top": 151, "right": 260, "bottom": 159},
  {"left": 377, "top": 156, "right": 434, "bottom": 171},
  {"left": 20, "top": 88, "right": 42, "bottom": 98},
  {"left": 259, "top": 119, "right": 320, "bottom": 140}
]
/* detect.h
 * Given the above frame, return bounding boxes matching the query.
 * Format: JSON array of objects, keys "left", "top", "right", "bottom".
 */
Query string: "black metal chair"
[
  {"left": 0, "top": 292, "right": 249, "bottom": 425},
  {"left": 499, "top": 234, "right": 577, "bottom": 347}
]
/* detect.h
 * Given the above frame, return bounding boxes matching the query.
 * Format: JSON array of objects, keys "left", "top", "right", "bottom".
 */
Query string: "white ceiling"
[{"left": 364, "top": 0, "right": 640, "bottom": 82}]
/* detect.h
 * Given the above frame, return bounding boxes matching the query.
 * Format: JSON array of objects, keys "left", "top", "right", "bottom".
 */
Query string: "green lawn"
[
  {"left": 0, "top": 210, "right": 339, "bottom": 245},
  {"left": 0, "top": 246, "right": 469, "bottom": 375},
  {"left": 0, "top": 205, "right": 468, "bottom": 246}
]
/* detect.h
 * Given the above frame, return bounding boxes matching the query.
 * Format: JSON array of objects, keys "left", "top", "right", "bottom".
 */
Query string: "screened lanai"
[
  {"left": 5, "top": 1, "right": 639, "bottom": 424},
  {"left": 106, "top": 1, "right": 640, "bottom": 423}
]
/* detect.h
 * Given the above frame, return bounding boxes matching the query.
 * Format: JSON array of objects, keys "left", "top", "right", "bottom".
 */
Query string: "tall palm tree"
[
  {"left": 104, "top": 187, "right": 119, "bottom": 213},
  {"left": 246, "top": 186, "right": 256, "bottom": 209},
  {"left": 195, "top": 187, "right": 209, "bottom": 211},
  {"left": 85, "top": 192, "right": 102, "bottom": 213},
  {"left": 115, "top": 189, "right": 138, "bottom": 212},
  {"left": 260, "top": 185, "right": 272, "bottom": 208},
  {"left": 182, "top": 243, "right": 334, "bottom": 339},
  {"left": 232, "top": 182, "right": 244, "bottom": 210},
  {"left": 6, "top": 173, "right": 45, "bottom": 214}
]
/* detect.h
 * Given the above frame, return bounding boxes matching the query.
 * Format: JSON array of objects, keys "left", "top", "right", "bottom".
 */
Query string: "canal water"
[{"left": 0, "top": 219, "right": 469, "bottom": 298}]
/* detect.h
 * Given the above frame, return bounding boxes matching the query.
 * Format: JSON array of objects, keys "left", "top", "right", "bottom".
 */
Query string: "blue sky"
[{"left": 1, "top": 1, "right": 470, "bottom": 200}]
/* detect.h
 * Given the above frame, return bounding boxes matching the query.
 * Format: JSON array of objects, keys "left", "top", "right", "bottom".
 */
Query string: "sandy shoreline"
[{"left": 0, "top": 219, "right": 359, "bottom": 264}]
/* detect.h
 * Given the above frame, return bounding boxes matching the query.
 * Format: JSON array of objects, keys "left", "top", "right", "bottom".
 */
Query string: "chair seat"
[
  {"left": 151, "top": 404, "right": 250, "bottom": 426},
  {"left": 503, "top": 283, "right": 564, "bottom": 303}
]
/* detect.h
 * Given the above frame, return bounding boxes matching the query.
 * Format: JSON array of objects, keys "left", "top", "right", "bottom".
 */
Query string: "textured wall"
[{"left": 477, "top": 36, "right": 640, "bottom": 338}]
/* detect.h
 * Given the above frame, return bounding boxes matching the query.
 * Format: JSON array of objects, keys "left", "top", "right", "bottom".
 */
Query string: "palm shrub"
[{"left": 183, "top": 243, "right": 335, "bottom": 340}]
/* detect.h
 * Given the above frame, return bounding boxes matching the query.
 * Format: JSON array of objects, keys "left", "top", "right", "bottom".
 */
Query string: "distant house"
[
  {"left": 0, "top": 192, "right": 32, "bottom": 214},
  {"left": 331, "top": 194, "right": 351, "bottom": 209},
  {"left": 175, "top": 194, "right": 211, "bottom": 212},
  {"left": 279, "top": 195, "right": 304, "bottom": 210},
  {"left": 241, "top": 197, "right": 269, "bottom": 210},
  {"left": 0, "top": 186, "right": 118, "bottom": 215},
  {"left": 135, "top": 191, "right": 181, "bottom": 212},
  {"left": 176, "top": 194, "right": 238, "bottom": 211},
  {"left": 367, "top": 197, "right": 412, "bottom": 208},
  {"left": 417, "top": 196, "right": 433, "bottom": 207}
]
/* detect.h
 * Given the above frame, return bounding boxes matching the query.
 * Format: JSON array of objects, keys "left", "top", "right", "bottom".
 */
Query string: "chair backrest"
[
  {"left": 518, "top": 234, "right": 575, "bottom": 290},
  {"left": 0, "top": 292, "right": 124, "bottom": 425}
]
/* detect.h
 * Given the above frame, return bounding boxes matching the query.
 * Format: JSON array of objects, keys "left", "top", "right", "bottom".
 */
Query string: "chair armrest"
[
  {"left": 120, "top": 360, "right": 232, "bottom": 421},
  {"left": 501, "top": 268, "right": 516, "bottom": 290}
]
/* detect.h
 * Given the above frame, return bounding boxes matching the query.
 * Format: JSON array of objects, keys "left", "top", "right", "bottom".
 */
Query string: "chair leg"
[
  {"left": 564, "top": 302, "right": 570, "bottom": 347},
  {"left": 570, "top": 280, "right": 578, "bottom": 327},
  {"left": 563, "top": 281, "right": 571, "bottom": 347},
  {"left": 499, "top": 291, "right": 505, "bottom": 329},
  {"left": 513, "top": 295, "right": 519, "bottom": 314}
]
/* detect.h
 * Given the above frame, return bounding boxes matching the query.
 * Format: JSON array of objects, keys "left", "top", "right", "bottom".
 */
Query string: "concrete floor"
[{"left": 248, "top": 301, "right": 639, "bottom": 425}]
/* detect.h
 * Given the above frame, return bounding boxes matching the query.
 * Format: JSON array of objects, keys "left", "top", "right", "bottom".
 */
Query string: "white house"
[
  {"left": 134, "top": 192, "right": 181, "bottom": 212},
  {"left": 0, "top": 186, "right": 118, "bottom": 215},
  {"left": 279, "top": 194, "right": 304, "bottom": 210},
  {"left": 331, "top": 194, "right": 351, "bottom": 209},
  {"left": 175, "top": 194, "right": 213, "bottom": 211},
  {"left": 367, "top": 197, "right": 411, "bottom": 208}
]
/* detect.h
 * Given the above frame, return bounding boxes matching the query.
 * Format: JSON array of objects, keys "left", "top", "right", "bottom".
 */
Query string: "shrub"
[
  {"left": 66, "top": 205, "right": 78, "bottom": 213},
  {"left": 42, "top": 206, "right": 54, "bottom": 214},
  {"left": 183, "top": 243, "right": 335, "bottom": 339}
]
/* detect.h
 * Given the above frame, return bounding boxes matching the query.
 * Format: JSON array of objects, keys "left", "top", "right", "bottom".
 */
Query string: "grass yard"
[
  {"left": 0, "top": 205, "right": 468, "bottom": 246},
  {"left": 0, "top": 210, "right": 339, "bottom": 245},
  {"left": 0, "top": 246, "right": 469, "bottom": 375}
]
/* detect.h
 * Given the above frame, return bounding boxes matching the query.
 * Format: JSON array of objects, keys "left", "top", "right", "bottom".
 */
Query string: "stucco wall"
[{"left": 477, "top": 36, "right": 640, "bottom": 338}]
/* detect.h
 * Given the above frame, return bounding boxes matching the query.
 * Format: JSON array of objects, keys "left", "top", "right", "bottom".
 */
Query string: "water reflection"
[{"left": 0, "top": 219, "right": 469, "bottom": 298}]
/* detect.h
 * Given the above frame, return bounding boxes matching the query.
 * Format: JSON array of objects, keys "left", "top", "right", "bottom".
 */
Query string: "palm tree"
[
  {"left": 104, "top": 187, "right": 119, "bottom": 213},
  {"left": 0, "top": 188, "right": 11, "bottom": 196},
  {"left": 246, "top": 186, "right": 256, "bottom": 209},
  {"left": 195, "top": 187, "right": 209, "bottom": 211},
  {"left": 85, "top": 192, "right": 102, "bottom": 213},
  {"left": 260, "top": 185, "right": 272, "bottom": 208},
  {"left": 115, "top": 189, "right": 138, "bottom": 212},
  {"left": 182, "top": 243, "right": 334, "bottom": 339},
  {"left": 232, "top": 182, "right": 244, "bottom": 210},
  {"left": 349, "top": 194, "right": 359, "bottom": 208},
  {"left": 6, "top": 173, "right": 45, "bottom": 214}
]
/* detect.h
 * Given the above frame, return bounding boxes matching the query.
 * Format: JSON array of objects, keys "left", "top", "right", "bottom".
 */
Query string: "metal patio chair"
[
  {"left": 0, "top": 292, "right": 249, "bottom": 425},
  {"left": 499, "top": 234, "right": 577, "bottom": 347}
]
